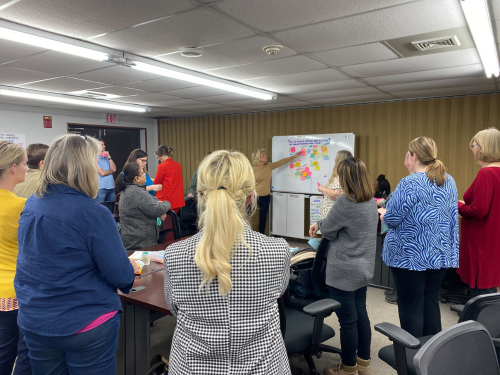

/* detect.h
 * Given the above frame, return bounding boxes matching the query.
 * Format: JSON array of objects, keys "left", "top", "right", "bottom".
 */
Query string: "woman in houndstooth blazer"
[{"left": 164, "top": 150, "right": 291, "bottom": 375}]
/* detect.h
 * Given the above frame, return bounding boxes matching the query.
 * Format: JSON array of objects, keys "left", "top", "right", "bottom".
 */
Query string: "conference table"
[{"left": 116, "top": 239, "right": 185, "bottom": 375}]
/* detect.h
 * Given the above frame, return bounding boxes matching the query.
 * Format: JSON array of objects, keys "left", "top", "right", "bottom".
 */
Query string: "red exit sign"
[{"left": 106, "top": 114, "right": 118, "bottom": 123}]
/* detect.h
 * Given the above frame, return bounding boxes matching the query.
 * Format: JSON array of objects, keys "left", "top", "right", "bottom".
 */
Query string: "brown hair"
[
  {"left": 36, "top": 135, "right": 100, "bottom": 198},
  {"left": 327, "top": 150, "right": 353, "bottom": 186},
  {"left": 0, "top": 141, "right": 25, "bottom": 178},
  {"left": 337, "top": 157, "right": 374, "bottom": 203},
  {"left": 155, "top": 145, "right": 174, "bottom": 158},
  {"left": 408, "top": 137, "right": 446, "bottom": 186},
  {"left": 471, "top": 127, "right": 500, "bottom": 163},
  {"left": 26, "top": 143, "right": 49, "bottom": 169}
]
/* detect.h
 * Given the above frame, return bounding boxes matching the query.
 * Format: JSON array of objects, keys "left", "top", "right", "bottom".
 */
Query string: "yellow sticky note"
[
  {"left": 315, "top": 165, "right": 320, "bottom": 170},
  {"left": 295, "top": 162, "right": 300, "bottom": 167},
  {"left": 313, "top": 161, "right": 318, "bottom": 166}
]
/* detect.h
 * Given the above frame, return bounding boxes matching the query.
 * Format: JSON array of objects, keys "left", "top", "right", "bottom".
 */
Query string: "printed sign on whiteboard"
[
  {"left": 310, "top": 196, "right": 322, "bottom": 226},
  {"left": 0, "top": 133, "right": 25, "bottom": 147}
]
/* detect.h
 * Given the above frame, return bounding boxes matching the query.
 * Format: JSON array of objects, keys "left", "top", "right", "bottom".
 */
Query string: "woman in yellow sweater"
[
  {"left": 0, "top": 140, "right": 30, "bottom": 375},
  {"left": 251, "top": 149, "right": 300, "bottom": 234}
]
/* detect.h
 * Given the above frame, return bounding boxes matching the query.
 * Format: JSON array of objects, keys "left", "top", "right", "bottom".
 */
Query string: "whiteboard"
[{"left": 271, "top": 133, "right": 355, "bottom": 194}]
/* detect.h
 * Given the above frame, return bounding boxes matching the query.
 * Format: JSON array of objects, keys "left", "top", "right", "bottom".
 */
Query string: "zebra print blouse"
[{"left": 382, "top": 172, "right": 459, "bottom": 271}]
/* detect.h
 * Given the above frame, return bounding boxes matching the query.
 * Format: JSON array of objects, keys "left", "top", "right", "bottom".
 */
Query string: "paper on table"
[{"left": 129, "top": 251, "right": 143, "bottom": 260}]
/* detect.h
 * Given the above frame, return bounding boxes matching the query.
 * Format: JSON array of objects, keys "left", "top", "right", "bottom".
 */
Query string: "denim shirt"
[
  {"left": 98, "top": 155, "right": 114, "bottom": 190},
  {"left": 15, "top": 184, "right": 134, "bottom": 336}
]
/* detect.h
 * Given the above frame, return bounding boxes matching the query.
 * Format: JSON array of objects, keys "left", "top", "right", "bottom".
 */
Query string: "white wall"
[{"left": 0, "top": 103, "right": 158, "bottom": 172}]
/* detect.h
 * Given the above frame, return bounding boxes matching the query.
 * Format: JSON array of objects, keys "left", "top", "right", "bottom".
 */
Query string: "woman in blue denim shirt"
[{"left": 379, "top": 137, "right": 459, "bottom": 338}]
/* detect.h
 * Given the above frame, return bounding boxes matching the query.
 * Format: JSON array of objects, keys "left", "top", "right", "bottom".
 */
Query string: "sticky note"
[
  {"left": 310, "top": 153, "right": 315, "bottom": 158},
  {"left": 323, "top": 155, "right": 329, "bottom": 160},
  {"left": 317, "top": 182, "right": 321, "bottom": 186},
  {"left": 308, "top": 238, "right": 320, "bottom": 249},
  {"left": 307, "top": 171, "right": 312, "bottom": 176},
  {"left": 301, "top": 176, "right": 306, "bottom": 180},
  {"left": 313, "top": 145, "right": 318, "bottom": 149},
  {"left": 290, "top": 147, "right": 296, "bottom": 153},
  {"left": 295, "top": 162, "right": 300, "bottom": 167},
  {"left": 315, "top": 165, "right": 320, "bottom": 171},
  {"left": 290, "top": 164, "right": 294, "bottom": 169},
  {"left": 306, "top": 175, "right": 311, "bottom": 179},
  {"left": 300, "top": 149, "right": 306, "bottom": 156},
  {"left": 302, "top": 172, "right": 307, "bottom": 176},
  {"left": 305, "top": 167, "right": 310, "bottom": 172},
  {"left": 313, "top": 161, "right": 318, "bottom": 166}
]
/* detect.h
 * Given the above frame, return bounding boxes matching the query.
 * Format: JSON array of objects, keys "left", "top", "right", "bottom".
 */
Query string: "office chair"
[
  {"left": 377, "top": 293, "right": 500, "bottom": 375},
  {"left": 158, "top": 210, "right": 182, "bottom": 243},
  {"left": 100, "top": 200, "right": 115, "bottom": 213},
  {"left": 280, "top": 238, "right": 342, "bottom": 375}
]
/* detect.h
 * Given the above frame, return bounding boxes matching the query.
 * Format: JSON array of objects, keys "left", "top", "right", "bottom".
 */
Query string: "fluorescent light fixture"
[
  {"left": 460, "top": 0, "right": 500, "bottom": 78},
  {"left": 131, "top": 61, "right": 276, "bottom": 100},
  {"left": 0, "top": 88, "right": 148, "bottom": 112},
  {"left": 0, "top": 26, "right": 109, "bottom": 61}
]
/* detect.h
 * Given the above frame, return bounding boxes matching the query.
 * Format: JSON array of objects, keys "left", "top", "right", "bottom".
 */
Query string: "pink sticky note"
[
  {"left": 289, "top": 164, "right": 294, "bottom": 169},
  {"left": 307, "top": 171, "right": 312, "bottom": 176},
  {"left": 290, "top": 147, "right": 296, "bottom": 152},
  {"left": 301, "top": 176, "right": 306, "bottom": 180},
  {"left": 305, "top": 166, "right": 310, "bottom": 171},
  {"left": 317, "top": 182, "right": 321, "bottom": 186},
  {"left": 300, "top": 149, "right": 306, "bottom": 155}
]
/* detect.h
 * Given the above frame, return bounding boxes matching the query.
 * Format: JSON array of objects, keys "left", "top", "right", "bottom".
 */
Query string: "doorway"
[{"left": 67, "top": 124, "right": 145, "bottom": 181}]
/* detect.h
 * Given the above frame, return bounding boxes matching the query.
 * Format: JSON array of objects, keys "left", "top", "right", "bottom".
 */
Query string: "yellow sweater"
[
  {"left": 0, "top": 189, "right": 26, "bottom": 298},
  {"left": 14, "top": 168, "right": 41, "bottom": 199},
  {"left": 253, "top": 155, "right": 296, "bottom": 196}
]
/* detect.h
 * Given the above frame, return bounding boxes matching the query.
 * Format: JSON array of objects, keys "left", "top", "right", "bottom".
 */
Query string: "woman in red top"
[
  {"left": 154, "top": 145, "right": 185, "bottom": 213},
  {"left": 458, "top": 127, "right": 500, "bottom": 297}
]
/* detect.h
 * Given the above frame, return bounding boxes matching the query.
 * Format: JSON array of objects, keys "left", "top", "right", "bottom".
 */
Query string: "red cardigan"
[
  {"left": 153, "top": 158, "right": 185, "bottom": 211},
  {"left": 458, "top": 167, "right": 500, "bottom": 289}
]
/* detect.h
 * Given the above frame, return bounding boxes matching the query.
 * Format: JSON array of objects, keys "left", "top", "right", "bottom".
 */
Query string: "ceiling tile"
[
  {"left": 112, "top": 93, "right": 184, "bottom": 105},
  {"left": 206, "top": 55, "right": 327, "bottom": 81},
  {"left": 156, "top": 36, "right": 297, "bottom": 71},
  {"left": 363, "top": 64, "right": 485, "bottom": 85},
  {"left": 0, "top": 66, "right": 60, "bottom": 86},
  {"left": 242, "top": 68, "right": 349, "bottom": 91},
  {"left": 379, "top": 76, "right": 494, "bottom": 93},
  {"left": 0, "top": 0, "right": 198, "bottom": 39},
  {"left": 275, "top": 80, "right": 367, "bottom": 95},
  {"left": 194, "top": 93, "right": 252, "bottom": 103},
  {"left": 393, "top": 84, "right": 498, "bottom": 99},
  {"left": 216, "top": 0, "right": 415, "bottom": 32},
  {"left": 92, "top": 8, "right": 255, "bottom": 57},
  {"left": 74, "top": 66, "right": 164, "bottom": 85},
  {"left": 342, "top": 48, "right": 480, "bottom": 78},
  {"left": 312, "top": 43, "right": 398, "bottom": 67},
  {"left": 0, "top": 39, "right": 48, "bottom": 64},
  {"left": 311, "top": 93, "right": 395, "bottom": 105},
  {"left": 85, "top": 86, "right": 147, "bottom": 96},
  {"left": 161, "top": 85, "right": 236, "bottom": 98},
  {"left": 19, "top": 77, "right": 108, "bottom": 93},
  {"left": 273, "top": 0, "right": 465, "bottom": 53},
  {"left": 6, "top": 51, "right": 111, "bottom": 75},
  {"left": 122, "top": 78, "right": 199, "bottom": 92},
  {"left": 144, "top": 98, "right": 210, "bottom": 107},
  {"left": 290, "top": 87, "right": 382, "bottom": 101}
]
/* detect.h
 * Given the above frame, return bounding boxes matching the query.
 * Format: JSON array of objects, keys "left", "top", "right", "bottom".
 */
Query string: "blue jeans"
[
  {"left": 21, "top": 313, "right": 120, "bottom": 375},
  {"left": 0, "top": 309, "right": 31, "bottom": 375},
  {"left": 328, "top": 286, "right": 371, "bottom": 366},
  {"left": 95, "top": 188, "right": 115, "bottom": 203}
]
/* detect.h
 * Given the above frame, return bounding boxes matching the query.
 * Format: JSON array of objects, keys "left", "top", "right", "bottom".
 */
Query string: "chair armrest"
[
  {"left": 374, "top": 323, "right": 421, "bottom": 349},
  {"left": 303, "top": 298, "right": 341, "bottom": 316},
  {"left": 450, "top": 304, "right": 465, "bottom": 314},
  {"left": 493, "top": 338, "right": 500, "bottom": 349}
]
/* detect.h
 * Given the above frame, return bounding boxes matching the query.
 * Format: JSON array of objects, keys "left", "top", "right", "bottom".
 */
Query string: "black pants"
[
  {"left": 469, "top": 286, "right": 498, "bottom": 298},
  {"left": 391, "top": 267, "right": 448, "bottom": 338},
  {"left": 328, "top": 286, "right": 371, "bottom": 366},
  {"left": 257, "top": 195, "right": 270, "bottom": 235}
]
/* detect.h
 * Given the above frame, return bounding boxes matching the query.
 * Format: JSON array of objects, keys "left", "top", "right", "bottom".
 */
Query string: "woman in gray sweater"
[
  {"left": 116, "top": 163, "right": 171, "bottom": 250},
  {"left": 309, "top": 158, "right": 378, "bottom": 375}
]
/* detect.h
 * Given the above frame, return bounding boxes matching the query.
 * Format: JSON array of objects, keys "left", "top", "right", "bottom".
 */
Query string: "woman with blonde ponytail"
[
  {"left": 379, "top": 136, "right": 459, "bottom": 339},
  {"left": 164, "top": 150, "right": 291, "bottom": 375}
]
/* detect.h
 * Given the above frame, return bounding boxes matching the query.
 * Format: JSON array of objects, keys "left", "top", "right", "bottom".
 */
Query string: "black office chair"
[
  {"left": 158, "top": 210, "right": 182, "bottom": 243},
  {"left": 280, "top": 238, "right": 342, "bottom": 375},
  {"left": 100, "top": 200, "right": 115, "bottom": 213},
  {"left": 178, "top": 197, "right": 198, "bottom": 236},
  {"left": 377, "top": 293, "right": 500, "bottom": 375}
]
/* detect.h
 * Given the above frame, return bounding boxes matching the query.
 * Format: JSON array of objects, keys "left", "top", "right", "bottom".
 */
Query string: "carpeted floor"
[{"left": 150, "top": 286, "right": 459, "bottom": 375}]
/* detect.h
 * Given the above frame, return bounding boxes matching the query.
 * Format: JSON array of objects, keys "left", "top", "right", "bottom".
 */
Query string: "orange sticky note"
[
  {"left": 295, "top": 162, "right": 300, "bottom": 167},
  {"left": 313, "top": 161, "right": 318, "bottom": 166}
]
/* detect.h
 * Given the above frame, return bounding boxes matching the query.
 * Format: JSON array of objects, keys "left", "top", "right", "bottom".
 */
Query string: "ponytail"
[
  {"left": 195, "top": 150, "right": 256, "bottom": 297},
  {"left": 426, "top": 159, "right": 446, "bottom": 186},
  {"left": 408, "top": 137, "right": 446, "bottom": 186}
]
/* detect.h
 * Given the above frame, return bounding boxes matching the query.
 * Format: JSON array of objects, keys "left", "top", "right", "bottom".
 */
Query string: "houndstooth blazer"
[{"left": 164, "top": 226, "right": 291, "bottom": 375}]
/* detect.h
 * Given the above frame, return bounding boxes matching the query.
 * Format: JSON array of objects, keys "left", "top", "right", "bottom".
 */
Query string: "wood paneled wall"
[{"left": 158, "top": 93, "right": 500, "bottom": 198}]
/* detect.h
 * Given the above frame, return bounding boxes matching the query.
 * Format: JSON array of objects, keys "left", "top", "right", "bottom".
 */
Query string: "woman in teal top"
[{"left": 123, "top": 149, "right": 162, "bottom": 197}]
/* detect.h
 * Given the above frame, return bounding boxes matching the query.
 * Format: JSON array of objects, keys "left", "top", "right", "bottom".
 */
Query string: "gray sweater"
[
  {"left": 318, "top": 194, "right": 379, "bottom": 291},
  {"left": 119, "top": 184, "right": 171, "bottom": 250}
]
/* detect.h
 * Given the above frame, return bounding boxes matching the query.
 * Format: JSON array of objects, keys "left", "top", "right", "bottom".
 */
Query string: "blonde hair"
[
  {"left": 0, "top": 141, "right": 25, "bottom": 178},
  {"left": 35, "top": 135, "right": 101, "bottom": 198},
  {"left": 337, "top": 158, "right": 374, "bottom": 203},
  {"left": 408, "top": 136, "right": 446, "bottom": 186},
  {"left": 471, "top": 127, "right": 500, "bottom": 163},
  {"left": 251, "top": 148, "right": 266, "bottom": 167},
  {"left": 327, "top": 150, "right": 353, "bottom": 186},
  {"left": 195, "top": 150, "right": 257, "bottom": 296}
]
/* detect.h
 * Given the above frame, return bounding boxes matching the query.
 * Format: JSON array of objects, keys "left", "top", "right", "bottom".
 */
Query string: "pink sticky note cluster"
[{"left": 300, "top": 149, "right": 306, "bottom": 156}]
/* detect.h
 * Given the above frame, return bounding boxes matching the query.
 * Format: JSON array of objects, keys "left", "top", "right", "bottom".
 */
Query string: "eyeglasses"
[
  {"left": 470, "top": 143, "right": 479, "bottom": 150},
  {"left": 138, "top": 158, "right": 148, "bottom": 163}
]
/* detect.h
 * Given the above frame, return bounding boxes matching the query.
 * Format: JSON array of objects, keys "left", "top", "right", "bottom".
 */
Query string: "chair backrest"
[
  {"left": 158, "top": 210, "right": 182, "bottom": 243},
  {"left": 458, "top": 293, "right": 500, "bottom": 338},
  {"left": 179, "top": 197, "right": 197, "bottom": 223},
  {"left": 100, "top": 200, "right": 115, "bottom": 213},
  {"left": 310, "top": 237, "right": 330, "bottom": 298},
  {"left": 413, "top": 321, "right": 500, "bottom": 375}
]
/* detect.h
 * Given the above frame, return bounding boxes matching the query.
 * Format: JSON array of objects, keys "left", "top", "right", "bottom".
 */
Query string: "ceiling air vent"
[{"left": 411, "top": 35, "right": 461, "bottom": 52}]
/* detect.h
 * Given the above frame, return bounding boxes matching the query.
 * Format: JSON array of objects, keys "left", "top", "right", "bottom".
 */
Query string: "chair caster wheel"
[{"left": 316, "top": 351, "right": 322, "bottom": 359}]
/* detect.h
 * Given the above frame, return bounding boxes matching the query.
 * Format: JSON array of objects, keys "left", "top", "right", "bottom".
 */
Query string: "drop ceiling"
[{"left": 0, "top": 0, "right": 499, "bottom": 118}]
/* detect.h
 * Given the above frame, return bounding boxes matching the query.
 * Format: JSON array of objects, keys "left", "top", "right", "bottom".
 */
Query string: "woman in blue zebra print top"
[{"left": 379, "top": 137, "right": 459, "bottom": 338}]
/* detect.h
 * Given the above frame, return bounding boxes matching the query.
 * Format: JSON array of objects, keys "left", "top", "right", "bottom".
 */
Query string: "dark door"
[{"left": 68, "top": 125, "right": 141, "bottom": 181}]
